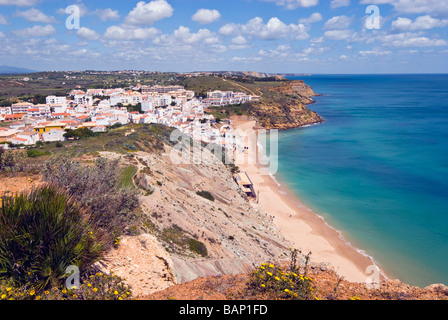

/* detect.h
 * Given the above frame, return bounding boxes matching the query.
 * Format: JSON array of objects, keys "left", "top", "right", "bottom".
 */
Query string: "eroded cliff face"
[
  {"left": 98, "top": 145, "right": 293, "bottom": 296},
  {"left": 248, "top": 80, "right": 323, "bottom": 130}
]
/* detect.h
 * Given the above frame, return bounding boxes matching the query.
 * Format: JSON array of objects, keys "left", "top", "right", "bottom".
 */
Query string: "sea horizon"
[{"left": 268, "top": 74, "right": 448, "bottom": 288}]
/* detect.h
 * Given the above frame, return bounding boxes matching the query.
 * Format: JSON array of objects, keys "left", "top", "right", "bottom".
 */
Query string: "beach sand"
[{"left": 234, "top": 120, "right": 387, "bottom": 284}]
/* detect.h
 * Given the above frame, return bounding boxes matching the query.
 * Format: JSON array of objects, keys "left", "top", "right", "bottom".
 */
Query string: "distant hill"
[{"left": 0, "top": 65, "right": 38, "bottom": 74}]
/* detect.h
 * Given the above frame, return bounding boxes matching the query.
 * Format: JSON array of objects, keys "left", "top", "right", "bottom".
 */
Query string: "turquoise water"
[{"left": 273, "top": 75, "right": 448, "bottom": 288}]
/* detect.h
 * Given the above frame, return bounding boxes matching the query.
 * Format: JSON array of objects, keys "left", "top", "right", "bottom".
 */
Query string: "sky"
[{"left": 0, "top": 0, "right": 447, "bottom": 73}]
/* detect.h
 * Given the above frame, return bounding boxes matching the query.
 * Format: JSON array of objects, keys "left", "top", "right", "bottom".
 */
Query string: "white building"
[
  {"left": 11, "top": 102, "right": 33, "bottom": 114},
  {"left": 46, "top": 96, "right": 68, "bottom": 105},
  {"left": 42, "top": 129, "right": 66, "bottom": 142},
  {"left": 0, "top": 107, "right": 12, "bottom": 115}
]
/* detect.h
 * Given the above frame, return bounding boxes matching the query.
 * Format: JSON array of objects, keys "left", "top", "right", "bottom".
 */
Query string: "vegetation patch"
[
  {"left": 161, "top": 225, "right": 208, "bottom": 257},
  {"left": 26, "top": 149, "right": 51, "bottom": 158},
  {"left": 120, "top": 166, "right": 138, "bottom": 189},
  {"left": 41, "top": 156, "right": 140, "bottom": 249},
  {"left": 196, "top": 190, "right": 215, "bottom": 202},
  {"left": 0, "top": 185, "right": 104, "bottom": 291},
  {"left": 247, "top": 249, "right": 316, "bottom": 300},
  {"left": 188, "top": 238, "right": 208, "bottom": 257}
]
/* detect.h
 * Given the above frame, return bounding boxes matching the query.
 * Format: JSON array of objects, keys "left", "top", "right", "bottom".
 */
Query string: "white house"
[
  {"left": 16, "top": 131, "right": 40, "bottom": 145},
  {"left": 42, "top": 129, "right": 66, "bottom": 142}
]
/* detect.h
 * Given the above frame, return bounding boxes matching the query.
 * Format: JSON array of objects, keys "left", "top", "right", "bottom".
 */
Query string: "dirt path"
[{"left": 222, "top": 78, "right": 257, "bottom": 96}]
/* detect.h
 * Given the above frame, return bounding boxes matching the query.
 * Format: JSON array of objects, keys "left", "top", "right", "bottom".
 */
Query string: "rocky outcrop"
[{"left": 247, "top": 80, "right": 323, "bottom": 130}]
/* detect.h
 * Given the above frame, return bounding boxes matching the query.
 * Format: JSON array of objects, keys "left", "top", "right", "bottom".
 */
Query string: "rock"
[{"left": 425, "top": 284, "right": 448, "bottom": 294}]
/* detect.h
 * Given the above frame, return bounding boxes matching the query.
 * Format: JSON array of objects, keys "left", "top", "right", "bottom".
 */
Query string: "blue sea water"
[{"left": 273, "top": 74, "right": 448, "bottom": 288}]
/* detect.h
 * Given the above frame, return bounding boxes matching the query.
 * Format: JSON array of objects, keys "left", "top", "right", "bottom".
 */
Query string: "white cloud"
[
  {"left": 155, "top": 26, "right": 220, "bottom": 45},
  {"left": 360, "top": 0, "right": 448, "bottom": 17},
  {"left": 359, "top": 50, "right": 392, "bottom": 56},
  {"left": 225, "top": 17, "right": 310, "bottom": 41},
  {"left": 379, "top": 31, "right": 448, "bottom": 47},
  {"left": 12, "top": 24, "right": 56, "bottom": 37},
  {"left": 324, "top": 15, "right": 353, "bottom": 29},
  {"left": 330, "top": 0, "right": 350, "bottom": 8},
  {"left": 261, "top": 0, "right": 319, "bottom": 10},
  {"left": 391, "top": 15, "right": 448, "bottom": 31},
  {"left": 104, "top": 25, "right": 160, "bottom": 41},
  {"left": 77, "top": 27, "right": 100, "bottom": 41},
  {"left": 324, "top": 29, "right": 355, "bottom": 40},
  {"left": 192, "top": 9, "right": 221, "bottom": 24},
  {"left": 0, "top": 14, "right": 7, "bottom": 24},
  {"left": 15, "top": 8, "right": 57, "bottom": 23},
  {"left": 94, "top": 8, "right": 120, "bottom": 21},
  {"left": 298, "top": 12, "right": 322, "bottom": 24},
  {"left": 0, "top": 0, "right": 38, "bottom": 6},
  {"left": 219, "top": 23, "right": 239, "bottom": 36},
  {"left": 229, "top": 36, "right": 250, "bottom": 50},
  {"left": 302, "top": 46, "right": 330, "bottom": 55},
  {"left": 125, "top": 0, "right": 173, "bottom": 25},
  {"left": 231, "top": 36, "right": 248, "bottom": 45}
]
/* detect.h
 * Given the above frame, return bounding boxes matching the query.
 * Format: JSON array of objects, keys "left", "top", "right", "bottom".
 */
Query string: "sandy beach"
[{"left": 234, "top": 120, "right": 387, "bottom": 284}]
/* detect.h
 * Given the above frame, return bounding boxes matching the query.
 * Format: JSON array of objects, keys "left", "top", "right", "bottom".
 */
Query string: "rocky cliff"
[
  {"left": 247, "top": 80, "right": 323, "bottom": 130},
  {"left": 96, "top": 143, "right": 294, "bottom": 297}
]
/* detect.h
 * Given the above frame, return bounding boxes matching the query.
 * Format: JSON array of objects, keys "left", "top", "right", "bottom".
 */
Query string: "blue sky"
[{"left": 0, "top": 0, "right": 447, "bottom": 73}]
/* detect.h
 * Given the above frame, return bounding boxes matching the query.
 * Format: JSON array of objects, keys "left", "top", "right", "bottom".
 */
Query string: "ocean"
[{"left": 273, "top": 74, "right": 448, "bottom": 288}]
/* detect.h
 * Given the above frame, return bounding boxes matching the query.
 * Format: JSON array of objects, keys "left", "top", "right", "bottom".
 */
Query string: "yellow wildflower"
[
  {"left": 1, "top": 294, "right": 6, "bottom": 299},
  {"left": 62, "top": 289, "right": 67, "bottom": 294},
  {"left": 267, "top": 272, "right": 273, "bottom": 277},
  {"left": 44, "top": 291, "right": 49, "bottom": 295},
  {"left": 93, "top": 288, "right": 98, "bottom": 292},
  {"left": 6, "top": 287, "right": 12, "bottom": 292},
  {"left": 29, "top": 290, "right": 35, "bottom": 296},
  {"left": 87, "top": 283, "right": 92, "bottom": 287},
  {"left": 118, "top": 297, "right": 123, "bottom": 300},
  {"left": 35, "top": 296, "right": 41, "bottom": 300},
  {"left": 73, "top": 294, "right": 78, "bottom": 299},
  {"left": 269, "top": 264, "right": 274, "bottom": 268},
  {"left": 261, "top": 284, "right": 266, "bottom": 288},
  {"left": 114, "top": 291, "right": 119, "bottom": 295},
  {"left": 275, "top": 277, "right": 280, "bottom": 281}
]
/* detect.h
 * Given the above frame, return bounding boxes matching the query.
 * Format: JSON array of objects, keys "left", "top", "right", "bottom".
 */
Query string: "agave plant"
[{"left": 0, "top": 185, "right": 105, "bottom": 290}]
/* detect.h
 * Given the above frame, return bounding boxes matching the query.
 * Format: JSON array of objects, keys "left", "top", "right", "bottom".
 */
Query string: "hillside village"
[{"left": 0, "top": 84, "right": 260, "bottom": 148}]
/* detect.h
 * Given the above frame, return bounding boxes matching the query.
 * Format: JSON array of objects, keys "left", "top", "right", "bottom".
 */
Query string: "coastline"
[{"left": 235, "top": 120, "right": 388, "bottom": 284}]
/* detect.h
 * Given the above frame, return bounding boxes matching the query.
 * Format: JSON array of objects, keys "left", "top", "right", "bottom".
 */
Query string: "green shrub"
[
  {"left": 196, "top": 191, "right": 214, "bottom": 202},
  {"left": 0, "top": 149, "right": 28, "bottom": 172},
  {"left": 26, "top": 149, "right": 50, "bottom": 158},
  {"left": 0, "top": 185, "right": 104, "bottom": 290},
  {"left": 188, "top": 238, "right": 208, "bottom": 257}
]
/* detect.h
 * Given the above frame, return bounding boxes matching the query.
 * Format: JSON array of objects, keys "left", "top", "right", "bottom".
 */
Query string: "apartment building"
[{"left": 46, "top": 96, "right": 68, "bottom": 105}]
